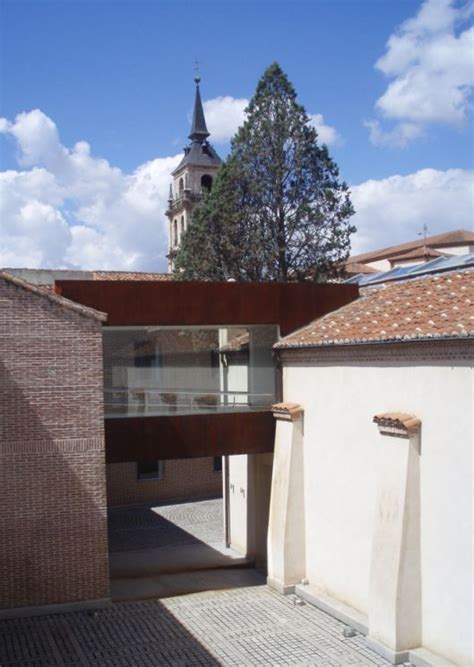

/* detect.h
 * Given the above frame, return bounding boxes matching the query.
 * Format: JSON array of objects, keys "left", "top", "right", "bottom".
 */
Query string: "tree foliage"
[{"left": 174, "top": 63, "right": 355, "bottom": 281}]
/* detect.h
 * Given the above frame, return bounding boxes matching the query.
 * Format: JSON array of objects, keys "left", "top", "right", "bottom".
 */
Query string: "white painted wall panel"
[{"left": 283, "top": 358, "right": 472, "bottom": 665}]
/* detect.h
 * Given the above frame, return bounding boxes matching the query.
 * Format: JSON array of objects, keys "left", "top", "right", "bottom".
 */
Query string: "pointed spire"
[{"left": 189, "top": 76, "right": 210, "bottom": 143}]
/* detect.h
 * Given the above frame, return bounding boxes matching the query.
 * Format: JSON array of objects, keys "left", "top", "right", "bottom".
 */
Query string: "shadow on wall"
[
  {"left": 0, "top": 360, "right": 109, "bottom": 610},
  {"left": 0, "top": 598, "right": 221, "bottom": 665}
]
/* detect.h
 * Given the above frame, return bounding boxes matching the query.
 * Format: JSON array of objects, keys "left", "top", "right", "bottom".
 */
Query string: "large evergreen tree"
[{"left": 174, "top": 63, "right": 355, "bottom": 281}]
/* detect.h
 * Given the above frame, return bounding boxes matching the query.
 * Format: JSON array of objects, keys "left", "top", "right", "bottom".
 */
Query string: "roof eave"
[
  {"left": 0, "top": 271, "right": 107, "bottom": 322},
  {"left": 349, "top": 229, "right": 474, "bottom": 265},
  {"left": 275, "top": 333, "right": 473, "bottom": 352}
]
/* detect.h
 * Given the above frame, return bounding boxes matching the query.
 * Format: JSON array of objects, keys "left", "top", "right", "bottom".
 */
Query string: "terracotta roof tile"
[
  {"left": 271, "top": 402, "right": 304, "bottom": 420},
  {"left": 373, "top": 413, "right": 421, "bottom": 434},
  {"left": 276, "top": 269, "right": 474, "bottom": 349},
  {"left": 92, "top": 271, "right": 171, "bottom": 281}
]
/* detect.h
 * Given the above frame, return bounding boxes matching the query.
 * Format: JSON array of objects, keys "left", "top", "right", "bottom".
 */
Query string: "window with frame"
[
  {"left": 137, "top": 461, "right": 164, "bottom": 481},
  {"left": 213, "top": 456, "right": 223, "bottom": 472}
]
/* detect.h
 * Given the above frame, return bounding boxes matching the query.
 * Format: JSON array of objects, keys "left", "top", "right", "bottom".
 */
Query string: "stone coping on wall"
[
  {"left": 373, "top": 412, "right": 421, "bottom": 438},
  {"left": 271, "top": 402, "right": 304, "bottom": 421}
]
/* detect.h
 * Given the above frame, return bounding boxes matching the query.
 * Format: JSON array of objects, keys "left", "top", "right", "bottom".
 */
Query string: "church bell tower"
[{"left": 166, "top": 76, "right": 222, "bottom": 272}]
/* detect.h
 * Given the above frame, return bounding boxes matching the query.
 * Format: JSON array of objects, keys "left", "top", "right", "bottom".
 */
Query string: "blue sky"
[{"left": 1, "top": 0, "right": 473, "bottom": 271}]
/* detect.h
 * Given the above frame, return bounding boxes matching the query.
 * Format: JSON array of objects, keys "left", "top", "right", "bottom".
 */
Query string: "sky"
[{"left": 0, "top": 0, "right": 473, "bottom": 271}]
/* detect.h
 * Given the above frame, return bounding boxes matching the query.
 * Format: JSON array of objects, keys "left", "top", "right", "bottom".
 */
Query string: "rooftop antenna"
[{"left": 418, "top": 223, "right": 429, "bottom": 262}]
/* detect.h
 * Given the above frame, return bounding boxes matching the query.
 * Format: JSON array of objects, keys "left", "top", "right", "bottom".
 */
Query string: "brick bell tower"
[{"left": 166, "top": 75, "right": 222, "bottom": 272}]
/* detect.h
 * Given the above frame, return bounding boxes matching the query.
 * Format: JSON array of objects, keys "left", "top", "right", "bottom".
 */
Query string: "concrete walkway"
[{"left": 0, "top": 584, "right": 391, "bottom": 666}]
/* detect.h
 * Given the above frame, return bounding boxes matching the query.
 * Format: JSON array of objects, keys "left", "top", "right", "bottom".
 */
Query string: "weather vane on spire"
[{"left": 193, "top": 59, "right": 201, "bottom": 85}]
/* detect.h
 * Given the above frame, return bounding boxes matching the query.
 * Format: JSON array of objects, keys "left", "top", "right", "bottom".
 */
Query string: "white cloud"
[
  {"left": 308, "top": 114, "right": 342, "bottom": 145},
  {"left": 0, "top": 118, "right": 11, "bottom": 133},
  {"left": 350, "top": 167, "right": 474, "bottom": 255},
  {"left": 364, "top": 120, "right": 424, "bottom": 148},
  {"left": 203, "top": 96, "right": 248, "bottom": 142},
  {"left": 203, "top": 96, "right": 342, "bottom": 146},
  {"left": 0, "top": 168, "right": 70, "bottom": 268},
  {"left": 0, "top": 110, "right": 180, "bottom": 270},
  {"left": 367, "top": 0, "right": 474, "bottom": 146},
  {"left": 8, "top": 112, "right": 468, "bottom": 271}
]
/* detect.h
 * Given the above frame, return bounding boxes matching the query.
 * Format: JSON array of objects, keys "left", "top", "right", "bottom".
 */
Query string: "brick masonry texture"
[
  {"left": 106, "top": 458, "right": 222, "bottom": 507},
  {"left": 0, "top": 277, "right": 109, "bottom": 610}
]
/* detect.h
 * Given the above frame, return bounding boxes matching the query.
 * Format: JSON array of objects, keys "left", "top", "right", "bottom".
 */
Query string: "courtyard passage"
[
  {"left": 108, "top": 498, "right": 256, "bottom": 601},
  {"left": 0, "top": 584, "right": 390, "bottom": 666}
]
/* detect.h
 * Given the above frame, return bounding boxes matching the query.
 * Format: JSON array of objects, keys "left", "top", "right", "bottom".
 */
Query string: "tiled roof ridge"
[
  {"left": 276, "top": 268, "right": 474, "bottom": 349},
  {"left": 0, "top": 271, "right": 107, "bottom": 322},
  {"left": 348, "top": 229, "right": 474, "bottom": 264}
]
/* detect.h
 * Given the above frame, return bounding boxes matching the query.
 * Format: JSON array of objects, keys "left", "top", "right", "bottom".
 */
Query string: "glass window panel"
[{"left": 103, "top": 325, "right": 279, "bottom": 418}]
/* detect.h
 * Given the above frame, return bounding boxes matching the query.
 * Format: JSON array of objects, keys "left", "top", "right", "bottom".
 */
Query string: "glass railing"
[
  {"left": 104, "top": 388, "right": 276, "bottom": 417},
  {"left": 102, "top": 324, "right": 279, "bottom": 418}
]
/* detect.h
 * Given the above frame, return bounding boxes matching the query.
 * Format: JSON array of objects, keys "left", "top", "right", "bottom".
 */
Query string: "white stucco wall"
[
  {"left": 228, "top": 454, "right": 249, "bottom": 555},
  {"left": 228, "top": 453, "right": 273, "bottom": 563},
  {"left": 282, "top": 351, "right": 472, "bottom": 665}
]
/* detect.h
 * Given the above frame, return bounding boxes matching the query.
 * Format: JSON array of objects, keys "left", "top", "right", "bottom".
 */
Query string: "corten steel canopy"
[
  {"left": 56, "top": 280, "right": 358, "bottom": 461},
  {"left": 105, "top": 412, "right": 276, "bottom": 464},
  {"left": 56, "top": 280, "right": 358, "bottom": 336}
]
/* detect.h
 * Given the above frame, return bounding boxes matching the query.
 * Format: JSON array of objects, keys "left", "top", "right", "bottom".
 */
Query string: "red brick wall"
[
  {"left": 0, "top": 278, "right": 109, "bottom": 610},
  {"left": 106, "top": 458, "right": 222, "bottom": 506}
]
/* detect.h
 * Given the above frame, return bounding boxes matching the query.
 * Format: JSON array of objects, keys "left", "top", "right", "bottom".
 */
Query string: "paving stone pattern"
[
  {"left": 108, "top": 498, "right": 223, "bottom": 553},
  {"left": 0, "top": 585, "right": 390, "bottom": 666}
]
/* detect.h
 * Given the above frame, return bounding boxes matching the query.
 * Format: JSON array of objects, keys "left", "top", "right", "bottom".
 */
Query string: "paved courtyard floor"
[
  {"left": 108, "top": 498, "right": 255, "bottom": 601},
  {"left": 108, "top": 498, "right": 224, "bottom": 553},
  {"left": 0, "top": 584, "right": 390, "bottom": 666}
]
